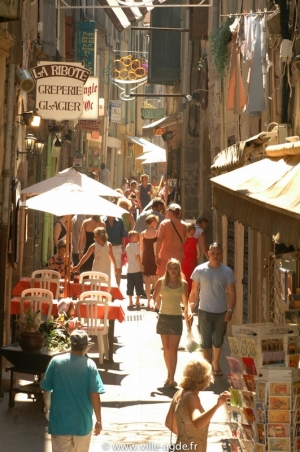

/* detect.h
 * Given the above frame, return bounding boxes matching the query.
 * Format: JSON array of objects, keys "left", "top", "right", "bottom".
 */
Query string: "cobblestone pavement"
[{"left": 0, "top": 277, "right": 231, "bottom": 451}]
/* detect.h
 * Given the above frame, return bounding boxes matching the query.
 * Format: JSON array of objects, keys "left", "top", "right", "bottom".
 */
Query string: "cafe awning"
[
  {"left": 211, "top": 148, "right": 300, "bottom": 248},
  {"left": 97, "top": 0, "right": 163, "bottom": 32},
  {"left": 125, "top": 135, "right": 164, "bottom": 153},
  {"left": 142, "top": 112, "right": 182, "bottom": 137},
  {"left": 211, "top": 131, "right": 274, "bottom": 174},
  {"left": 125, "top": 135, "right": 166, "bottom": 163}
]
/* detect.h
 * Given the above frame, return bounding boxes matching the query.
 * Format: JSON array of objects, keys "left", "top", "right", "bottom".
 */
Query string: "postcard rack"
[{"left": 226, "top": 323, "right": 300, "bottom": 451}]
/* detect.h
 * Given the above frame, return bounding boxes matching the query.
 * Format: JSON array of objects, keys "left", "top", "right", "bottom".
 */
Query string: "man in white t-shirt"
[{"left": 188, "top": 243, "right": 236, "bottom": 376}]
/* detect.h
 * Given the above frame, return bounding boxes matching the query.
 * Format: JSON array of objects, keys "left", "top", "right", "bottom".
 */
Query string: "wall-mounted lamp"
[
  {"left": 16, "top": 133, "right": 44, "bottom": 159},
  {"left": 16, "top": 111, "right": 41, "bottom": 127},
  {"left": 162, "top": 130, "right": 176, "bottom": 141}
]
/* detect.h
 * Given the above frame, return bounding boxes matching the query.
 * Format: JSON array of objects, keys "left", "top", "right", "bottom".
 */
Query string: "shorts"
[
  {"left": 156, "top": 314, "right": 183, "bottom": 335},
  {"left": 112, "top": 245, "right": 122, "bottom": 269},
  {"left": 198, "top": 310, "right": 227, "bottom": 349},
  {"left": 127, "top": 272, "right": 144, "bottom": 296},
  {"left": 51, "top": 431, "right": 92, "bottom": 452}
]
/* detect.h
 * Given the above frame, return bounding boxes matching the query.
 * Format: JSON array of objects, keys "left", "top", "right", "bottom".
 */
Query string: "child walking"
[
  {"left": 181, "top": 223, "right": 200, "bottom": 295},
  {"left": 139, "top": 214, "right": 158, "bottom": 310},
  {"left": 126, "top": 230, "right": 144, "bottom": 309},
  {"left": 72, "top": 227, "right": 117, "bottom": 279}
]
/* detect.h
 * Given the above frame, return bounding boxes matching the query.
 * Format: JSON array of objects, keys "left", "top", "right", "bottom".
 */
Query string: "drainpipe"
[
  {"left": 180, "top": 5, "right": 190, "bottom": 218},
  {"left": 0, "top": 64, "right": 15, "bottom": 394},
  {"left": 42, "top": 135, "right": 53, "bottom": 266}
]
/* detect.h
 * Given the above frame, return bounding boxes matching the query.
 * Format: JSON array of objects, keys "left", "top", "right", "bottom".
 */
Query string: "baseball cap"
[
  {"left": 70, "top": 330, "right": 93, "bottom": 346},
  {"left": 167, "top": 203, "right": 181, "bottom": 211}
]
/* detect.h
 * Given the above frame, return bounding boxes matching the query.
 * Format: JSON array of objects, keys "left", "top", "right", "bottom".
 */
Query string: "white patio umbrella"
[
  {"left": 22, "top": 182, "right": 127, "bottom": 295},
  {"left": 21, "top": 167, "right": 122, "bottom": 198}
]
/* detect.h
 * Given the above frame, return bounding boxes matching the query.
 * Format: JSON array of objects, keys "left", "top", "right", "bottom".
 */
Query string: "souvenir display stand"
[{"left": 227, "top": 323, "right": 300, "bottom": 452}]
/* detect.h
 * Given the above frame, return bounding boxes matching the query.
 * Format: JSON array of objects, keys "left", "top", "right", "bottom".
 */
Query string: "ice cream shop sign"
[{"left": 30, "top": 62, "right": 90, "bottom": 120}]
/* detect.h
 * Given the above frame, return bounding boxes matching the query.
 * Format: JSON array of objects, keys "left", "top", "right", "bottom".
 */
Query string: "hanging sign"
[
  {"left": 109, "top": 101, "right": 122, "bottom": 123},
  {"left": 79, "top": 76, "right": 99, "bottom": 120},
  {"left": 31, "top": 61, "right": 90, "bottom": 120},
  {"left": 78, "top": 21, "right": 96, "bottom": 75},
  {"left": 141, "top": 108, "right": 164, "bottom": 120},
  {"left": 78, "top": 120, "right": 101, "bottom": 132}
]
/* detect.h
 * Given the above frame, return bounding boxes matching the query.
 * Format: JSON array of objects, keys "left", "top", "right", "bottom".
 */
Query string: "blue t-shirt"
[
  {"left": 191, "top": 262, "right": 235, "bottom": 313},
  {"left": 40, "top": 353, "right": 105, "bottom": 436}
]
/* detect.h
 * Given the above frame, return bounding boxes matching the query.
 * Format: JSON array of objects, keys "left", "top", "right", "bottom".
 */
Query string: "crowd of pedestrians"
[{"left": 43, "top": 170, "right": 235, "bottom": 452}]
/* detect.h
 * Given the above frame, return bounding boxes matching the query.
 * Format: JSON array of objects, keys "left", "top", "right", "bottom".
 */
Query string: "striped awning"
[{"left": 97, "top": 0, "right": 161, "bottom": 32}]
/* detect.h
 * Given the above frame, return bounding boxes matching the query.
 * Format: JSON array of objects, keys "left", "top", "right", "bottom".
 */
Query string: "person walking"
[
  {"left": 140, "top": 214, "right": 158, "bottom": 309},
  {"left": 181, "top": 223, "right": 200, "bottom": 295},
  {"left": 104, "top": 215, "right": 127, "bottom": 287},
  {"left": 99, "top": 162, "right": 110, "bottom": 186},
  {"left": 165, "top": 360, "right": 230, "bottom": 452},
  {"left": 188, "top": 243, "right": 236, "bottom": 376},
  {"left": 134, "top": 197, "right": 165, "bottom": 233},
  {"left": 72, "top": 227, "right": 117, "bottom": 280},
  {"left": 155, "top": 203, "right": 187, "bottom": 277},
  {"left": 138, "top": 173, "right": 153, "bottom": 210},
  {"left": 71, "top": 214, "right": 85, "bottom": 266},
  {"left": 126, "top": 230, "right": 144, "bottom": 309},
  {"left": 41, "top": 329, "right": 105, "bottom": 452},
  {"left": 153, "top": 258, "right": 191, "bottom": 388},
  {"left": 53, "top": 215, "right": 68, "bottom": 254},
  {"left": 78, "top": 216, "right": 106, "bottom": 272},
  {"left": 194, "top": 216, "right": 209, "bottom": 262}
]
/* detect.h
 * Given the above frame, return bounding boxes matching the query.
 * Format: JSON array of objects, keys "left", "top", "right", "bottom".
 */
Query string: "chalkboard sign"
[{"left": 78, "top": 22, "right": 95, "bottom": 75}]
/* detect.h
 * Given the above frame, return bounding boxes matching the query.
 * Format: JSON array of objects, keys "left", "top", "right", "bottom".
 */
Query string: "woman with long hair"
[
  {"left": 165, "top": 360, "right": 229, "bottom": 451},
  {"left": 72, "top": 227, "right": 116, "bottom": 279},
  {"left": 78, "top": 216, "right": 106, "bottom": 272},
  {"left": 153, "top": 258, "right": 192, "bottom": 387}
]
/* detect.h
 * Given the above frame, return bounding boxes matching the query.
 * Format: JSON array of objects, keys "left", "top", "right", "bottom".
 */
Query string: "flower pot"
[{"left": 19, "top": 331, "right": 44, "bottom": 352}]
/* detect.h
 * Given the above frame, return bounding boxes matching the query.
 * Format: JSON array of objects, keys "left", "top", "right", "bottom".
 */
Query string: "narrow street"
[{"left": 0, "top": 276, "right": 232, "bottom": 451}]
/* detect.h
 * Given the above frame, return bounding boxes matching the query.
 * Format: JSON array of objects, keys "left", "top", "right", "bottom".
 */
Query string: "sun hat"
[
  {"left": 167, "top": 203, "right": 181, "bottom": 211},
  {"left": 70, "top": 330, "right": 93, "bottom": 346}
]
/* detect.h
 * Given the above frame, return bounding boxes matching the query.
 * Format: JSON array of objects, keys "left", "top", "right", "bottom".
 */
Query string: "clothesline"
[{"left": 220, "top": 10, "right": 279, "bottom": 17}]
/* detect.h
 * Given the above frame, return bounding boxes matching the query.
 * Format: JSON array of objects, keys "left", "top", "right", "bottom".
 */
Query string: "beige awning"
[
  {"left": 211, "top": 132, "right": 273, "bottom": 173},
  {"left": 142, "top": 113, "right": 182, "bottom": 137},
  {"left": 211, "top": 153, "right": 300, "bottom": 247}
]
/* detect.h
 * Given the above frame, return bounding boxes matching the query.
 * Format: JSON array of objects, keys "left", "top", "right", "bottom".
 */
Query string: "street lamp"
[{"left": 16, "top": 133, "right": 44, "bottom": 159}]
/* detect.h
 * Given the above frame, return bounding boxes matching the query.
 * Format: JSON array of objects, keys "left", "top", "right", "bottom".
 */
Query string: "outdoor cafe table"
[
  {"left": 10, "top": 294, "right": 125, "bottom": 362},
  {"left": 12, "top": 277, "right": 124, "bottom": 301},
  {"left": 0, "top": 344, "right": 65, "bottom": 407}
]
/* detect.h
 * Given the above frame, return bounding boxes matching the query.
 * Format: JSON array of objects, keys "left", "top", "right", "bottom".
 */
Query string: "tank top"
[
  {"left": 92, "top": 241, "right": 111, "bottom": 277},
  {"left": 139, "top": 183, "right": 152, "bottom": 209},
  {"left": 160, "top": 283, "right": 183, "bottom": 316}
]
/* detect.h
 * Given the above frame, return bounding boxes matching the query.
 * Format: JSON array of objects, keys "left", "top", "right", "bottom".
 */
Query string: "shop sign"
[
  {"left": 79, "top": 76, "right": 99, "bottom": 120},
  {"left": 109, "top": 100, "right": 122, "bottom": 123},
  {"left": 31, "top": 61, "right": 90, "bottom": 121},
  {"left": 78, "top": 120, "right": 101, "bottom": 132},
  {"left": 141, "top": 108, "right": 164, "bottom": 120},
  {"left": 78, "top": 21, "right": 96, "bottom": 75}
]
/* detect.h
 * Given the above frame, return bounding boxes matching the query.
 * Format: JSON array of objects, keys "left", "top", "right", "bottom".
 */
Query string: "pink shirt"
[{"left": 157, "top": 218, "right": 187, "bottom": 262}]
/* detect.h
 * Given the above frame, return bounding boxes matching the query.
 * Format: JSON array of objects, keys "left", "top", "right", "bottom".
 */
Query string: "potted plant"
[
  {"left": 40, "top": 317, "right": 71, "bottom": 352},
  {"left": 17, "top": 307, "right": 45, "bottom": 352},
  {"left": 209, "top": 17, "right": 234, "bottom": 78}
]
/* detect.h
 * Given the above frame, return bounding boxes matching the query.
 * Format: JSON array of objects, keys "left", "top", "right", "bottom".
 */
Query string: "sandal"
[
  {"left": 168, "top": 381, "right": 178, "bottom": 388},
  {"left": 212, "top": 367, "right": 223, "bottom": 377}
]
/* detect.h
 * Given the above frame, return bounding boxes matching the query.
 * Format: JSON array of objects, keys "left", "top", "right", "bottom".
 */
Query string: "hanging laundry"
[
  {"left": 226, "top": 33, "right": 246, "bottom": 113},
  {"left": 246, "top": 16, "right": 266, "bottom": 116}
]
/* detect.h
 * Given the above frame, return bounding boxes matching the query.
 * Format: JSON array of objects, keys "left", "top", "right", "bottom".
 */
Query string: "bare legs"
[
  {"left": 145, "top": 275, "right": 158, "bottom": 308},
  {"left": 161, "top": 334, "right": 181, "bottom": 383},
  {"left": 202, "top": 346, "right": 222, "bottom": 374},
  {"left": 115, "top": 268, "right": 121, "bottom": 287}
]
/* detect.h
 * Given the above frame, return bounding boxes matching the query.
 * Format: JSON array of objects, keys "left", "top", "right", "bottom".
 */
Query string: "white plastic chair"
[
  {"left": 76, "top": 290, "right": 111, "bottom": 364},
  {"left": 20, "top": 288, "right": 53, "bottom": 321},
  {"left": 31, "top": 269, "right": 61, "bottom": 279},
  {"left": 79, "top": 271, "right": 110, "bottom": 292},
  {"left": 31, "top": 270, "right": 61, "bottom": 299}
]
